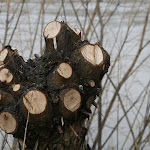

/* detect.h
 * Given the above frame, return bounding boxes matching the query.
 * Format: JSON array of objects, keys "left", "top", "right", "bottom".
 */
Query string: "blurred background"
[{"left": 0, "top": 0, "right": 150, "bottom": 149}]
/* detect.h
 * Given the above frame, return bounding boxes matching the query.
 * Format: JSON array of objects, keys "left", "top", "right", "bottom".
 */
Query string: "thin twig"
[
  {"left": 3, "top": 0, "right": 10, "bottom": 48},
  {"left": 62, "top": 0, "right": 67, "bottom": 21},
  {"left": 8, "top": 0, "right": 25, "bottom": 45},
  {"left": 0, "top": 130, "right": 12, "bottom": 150},
  {"left": 29, "top": 0, "right": 44, "bottom": 58},
  {"left": 69, "top": 125, "right": 79, "bottom": 138},
  {"left": 22, "top": 111, "right": 29, "bottom": 150}
]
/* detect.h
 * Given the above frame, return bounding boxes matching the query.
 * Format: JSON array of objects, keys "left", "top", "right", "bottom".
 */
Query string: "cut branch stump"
[{"left": 0, "top": 21, "right": 110, "bottom": 150}]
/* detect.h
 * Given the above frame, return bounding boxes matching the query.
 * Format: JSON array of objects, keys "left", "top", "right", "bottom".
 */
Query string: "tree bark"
[{"left": 0, "top": 21, "right": 110, "bottom": 150}]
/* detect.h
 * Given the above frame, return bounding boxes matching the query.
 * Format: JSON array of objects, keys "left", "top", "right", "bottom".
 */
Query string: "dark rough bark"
[{"left": 0, "top": 21, "right": 110, "bottom": 150}]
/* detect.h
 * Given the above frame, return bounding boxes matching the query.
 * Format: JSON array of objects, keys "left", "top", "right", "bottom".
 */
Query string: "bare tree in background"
[{"left": 0, "top": 0, "right": 150, "bottom": 149}]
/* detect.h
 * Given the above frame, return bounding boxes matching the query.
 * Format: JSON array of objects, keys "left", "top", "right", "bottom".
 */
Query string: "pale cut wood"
[
  {"left": 0, "top": 111, "right": 17, "bottom": 134},
  {"left": 63, "top": 89, "right": 81, "bottom": 112},
  {"left": 87, "top": 80, "right": 95, "bottom": 87},
  {"left": 12, "top": 84, "right": 21, "bottom": 92},
  {"left": 47, "top": 63, "right": 74, "bottom": 90},
  {"left": 81, "top": 44, "right": 104, "bottom": 65},
  {"left": 23, "top": 90, "right": 47, "bottom": 114},
  {"left": 57, "top": 63, "right": 72, "bottom": 79},
  {"left": 0, "top": 68, "right": 13, "bottom": 84},
  {"left": 44, "top": 21, "right": 61, "bottom": 39},
  {"left": 74, "top": 28, "right": 81, "bottom": 36},
  {"left": 66, "top": 22, "right": 81, "bottom": 36},
  {"left": 0, "top": 64, "right": 4, "bottom": 68},
  {"left": 94, "top": 45, "right": 103, "bottom": 65},
  {"left": 92, "top": 101, "right": 98, "bottom": 108},
  {"left": 12, "top": 47, "right": 17, "bottom": 50},
  {"left": 0, "top": 49, "right": 8, "bottom": 62}
]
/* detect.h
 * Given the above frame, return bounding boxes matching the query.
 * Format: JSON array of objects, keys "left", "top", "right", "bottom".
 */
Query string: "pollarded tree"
[{"left": 0, "top": 21, "right": 110, "bottom": 150}]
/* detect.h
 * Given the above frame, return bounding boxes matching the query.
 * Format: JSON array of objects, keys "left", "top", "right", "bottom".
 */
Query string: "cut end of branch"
[
  {"left": 12, "top": 84, "right": 21, "bottom": 92},
  {"left": 57, "top": 63, "right": 72, "bottom": 79},
  {"left": 0, "top": 49, "right": 8, "bottom": 62},
  {"left": 18, "top": 139, "right": 27, "bottom": 149},
  {"left": 62, "top": 89, "right": 81, "bottom": 112},
  {"left": 44, "top": 21, "right": 61, "bottom": 39},
  {"left": 23, "top": 90, "right": 47, "bottom": 114},
  {"left": 0, "top": 111, "right": 17, "bottom": 134},
  {"left": 0, "top": 68, "right": 13, "bottom": 84},
  {"left": 81, "top": 44, "right": 104, "bottom": 65},
  {"left": 87, "top": 80, "right": 95, "bottom": 87},
  {"left": 67, "top": 22, "right": 81, "bottom": 36}
]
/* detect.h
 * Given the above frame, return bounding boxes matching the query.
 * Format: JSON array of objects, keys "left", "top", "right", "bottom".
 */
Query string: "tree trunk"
[{"left": 0, "top": 21, "right": 110, "bottom": 150}]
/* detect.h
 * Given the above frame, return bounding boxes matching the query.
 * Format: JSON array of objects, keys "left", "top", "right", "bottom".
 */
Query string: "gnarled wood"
[
  {"left": 0, "top": 48, "right": 9, "bottom": 62},
  {"left": 81, "top": 44, "right": 104, "bottom": 65},
  {"left": 0, "top": 21, "right": 110, "bottom": 150},
  {"left": 0, "top": 90, "right": 14, "bottom": 105}
]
